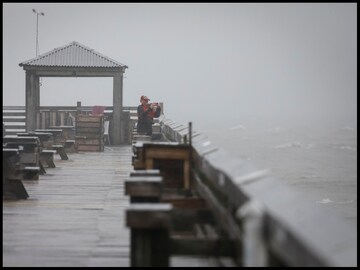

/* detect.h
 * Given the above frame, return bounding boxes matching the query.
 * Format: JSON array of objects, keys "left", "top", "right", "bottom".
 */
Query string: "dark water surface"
[{"left": 196, "top": 117, "right": 357, "bottom": 227}]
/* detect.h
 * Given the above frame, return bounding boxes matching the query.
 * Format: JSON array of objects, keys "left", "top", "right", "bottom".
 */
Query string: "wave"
[
  {"left": 274, "top": 142, "right": 315, "bottom": 149},
  {"left": 229, "top": 124, "right": 246, "bottom": 130},
  {"left": 341, "top": 126, "right": 356, "bottom": 131},
  {"left": 274, "top": 142, "right": 301, "bottom": 149},
  {"left": 202, "top": 140, "right": 211, "bottom": 147},
  {"left": 267, "top": 126, "right": 284, "bottom": 133},
  {"left": 300, "top": 174, "right": 320, "bottom": 179},
  {"left": 333, "top": 145, "right": 357, "bottom": 151},
  {"left": 316, "top": 198, "right": 355, "bottom": 204},
  {"left": 316, "top": 198, "right": 334, "bottom": 204}
]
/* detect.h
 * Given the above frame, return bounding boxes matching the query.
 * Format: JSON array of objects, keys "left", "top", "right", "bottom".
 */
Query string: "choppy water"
[{"left": 196, "top": 118, "right": 357, "bottom": 227}]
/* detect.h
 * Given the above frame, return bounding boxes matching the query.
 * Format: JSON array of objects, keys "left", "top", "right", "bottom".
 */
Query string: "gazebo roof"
[{"left": 19, "top": 41, "right": 128, "bottom": 69}]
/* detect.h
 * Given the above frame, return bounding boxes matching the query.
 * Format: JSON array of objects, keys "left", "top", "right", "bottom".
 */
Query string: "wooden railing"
[
  {"left": 3, "top": 106, "right": 135, "bottom": 144},
  {"left": 3, "top": 106, "right": 134, "bottom": 133},
  {"left": 3, "top": 106, "right": 26, "bottom": 135},
  {"left": 155, "top": 117, "right": 357, "bottom": 267},
  {"left": 3, "top": 105, "right": 164, "bottom": 143}
]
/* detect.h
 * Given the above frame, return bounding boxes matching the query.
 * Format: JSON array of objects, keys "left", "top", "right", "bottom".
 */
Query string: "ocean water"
[{"left": 196, "top": 117, "right": 357, "bottom": 227}]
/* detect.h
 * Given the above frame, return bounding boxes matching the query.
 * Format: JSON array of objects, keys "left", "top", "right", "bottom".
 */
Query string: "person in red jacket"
[{"left": 137, "top": 95, "right": 161, "bottom": 136}]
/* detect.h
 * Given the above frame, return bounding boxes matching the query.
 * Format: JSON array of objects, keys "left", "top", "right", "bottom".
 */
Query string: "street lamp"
[{"left": 32, "top": 9, "right": 45, "bottom": 57}]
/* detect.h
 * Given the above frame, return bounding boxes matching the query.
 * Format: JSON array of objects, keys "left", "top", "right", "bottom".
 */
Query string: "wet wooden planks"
[{"left": 3, "top": 146, "right": 132, "bottom": 267}]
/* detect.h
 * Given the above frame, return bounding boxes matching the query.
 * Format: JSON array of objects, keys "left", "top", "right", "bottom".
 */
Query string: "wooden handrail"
[{"left": 159, "top": 118, "right": 357, "bottom": 267}]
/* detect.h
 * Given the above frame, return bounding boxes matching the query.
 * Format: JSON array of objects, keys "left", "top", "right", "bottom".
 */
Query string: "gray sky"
[{"left": 3, "top": 3, "right": 357, "bottom": 129}]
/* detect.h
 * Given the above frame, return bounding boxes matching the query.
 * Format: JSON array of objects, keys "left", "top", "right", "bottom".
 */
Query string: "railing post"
[
  {"left": 126, "top": 203, "right": 172, "bottom": 267},
  {"left": 36, "top": 111, "right": 41, "bottom": 129},
  {"left": 125, "top": 170, "right": 163, "bottom": 266},
  {"left": 40, "top": 111, "right": 45, "bottom": 129},
  {"left": 50, "top": 110, "right": 57, "bottom": 127},
  {"left": 59, "top": 111, "right": 65, "bottom": 126},
  {"left": 76, "top": 101, "right": 81, "bottom": 116},
  {"left": 44, "top": 110, "right": 50, "bottom": 129},
  {"left": 236, "top": 200, "right": 268, "bottom": 267}
]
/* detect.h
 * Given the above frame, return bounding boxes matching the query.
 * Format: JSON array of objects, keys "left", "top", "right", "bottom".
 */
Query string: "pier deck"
[{"left": 3, "top": 146, "right": 216, "bottom": 267}]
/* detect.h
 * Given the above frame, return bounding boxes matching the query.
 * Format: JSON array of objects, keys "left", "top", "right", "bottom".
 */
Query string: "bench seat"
[
  {"left": 52, "top": 144, "right": 69, "bottom": 160},
  {"left": 23, "top": 166, "right": 40, "bottom": 180},
  {"left": 40, "top": 150, "right": 57, "bottom": 168},
  {"left": 64, "top": 140, "right": 76, "bottom": 153}
]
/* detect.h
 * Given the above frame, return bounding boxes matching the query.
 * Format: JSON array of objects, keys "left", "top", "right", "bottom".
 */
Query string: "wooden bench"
[
  {"left": 38, "top": 161, "right": 47, "bottom": 175},
  {"left": 3, "top": 148, "right": 29, "bottom": 199},
  {"left": 52, "top": 144, "right": 68, "bottom": 160},
  {"left": 3, "top": 177, "right": 29, "bottom": 199},
  {"left": 23, "top": 166, "right": 41, "bottom": 180},
  {"left": 35, "top": 129, "right": 63, "bottom": 144},
  {"left": 64, "top": 139, "right": 76, "bottom": 153},
  {"left": 20, "top": 131, "right": 70, "bottom": 160},
  {"left": 3, "top": 135, "right": 41, "bottom": 171},
  {"left": 40, "top": 149, "right": 57, "bottom": 168},
  {"left": 16, "top": 133, "right": 56, "bottom": 171},
  {"left": 3, "top": 135, "right": 41, "bottom": 146},
  {"left": 49, "top": 125, "right": 75, "bottom": 143},
  {"left": 17, "top": 132, "right": 54, "bottom": 148}
]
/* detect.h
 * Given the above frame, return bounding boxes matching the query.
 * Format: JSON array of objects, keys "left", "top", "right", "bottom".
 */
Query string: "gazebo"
[{"left": 19, "top": 41, "right": 128, "bottom": 145}]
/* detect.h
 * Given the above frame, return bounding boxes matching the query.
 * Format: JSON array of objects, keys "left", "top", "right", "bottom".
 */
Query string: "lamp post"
[{"left": 32, "top": 9, "right": 45, "bottom": 57}]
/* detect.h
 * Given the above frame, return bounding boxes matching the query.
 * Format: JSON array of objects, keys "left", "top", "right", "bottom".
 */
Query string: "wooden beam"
[
  {"left": 170, "top": 236, "right": 236, "bottom": 257},
  {"left": 126, "top": 203, "right": 173, "bottom": 229},
  {"left": 145, "top": 147, "right": 189, "bottom": 160},
  {"left": 161, "top": 196, "right": 207, "bottom": 209},
  {"left": 129, "top": 169, "right": 160, "bottom": 177},
  {"left": 125, "top": 176, "right": 163, "bottom": 200}
]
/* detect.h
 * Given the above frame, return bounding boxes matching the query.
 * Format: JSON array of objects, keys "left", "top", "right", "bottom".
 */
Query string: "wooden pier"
[
  {"left": 3, "top": 106, "right": 356, "bottom": 267},
  {"left": 2, "top": 146, "right": 217, "bottom": 267}
]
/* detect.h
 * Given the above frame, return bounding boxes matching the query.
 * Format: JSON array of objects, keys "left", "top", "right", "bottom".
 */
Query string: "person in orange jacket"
[{"left": 137, "top": 95, "right": 161, "bottom": 136}]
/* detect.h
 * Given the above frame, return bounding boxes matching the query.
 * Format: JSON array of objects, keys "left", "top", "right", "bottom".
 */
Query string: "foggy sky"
[{"left": 3, "top": 3, "right": 357, "bottom": 129}]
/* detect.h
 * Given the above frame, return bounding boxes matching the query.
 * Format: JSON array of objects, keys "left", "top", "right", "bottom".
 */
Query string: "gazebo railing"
[{"left": 2, "top": 105, "right": 138, "bottom": 137}]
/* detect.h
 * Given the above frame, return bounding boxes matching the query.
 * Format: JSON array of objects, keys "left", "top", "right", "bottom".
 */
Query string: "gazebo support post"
[{"left": 25, "top": 71, "right": 40, "bottom": 132}]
